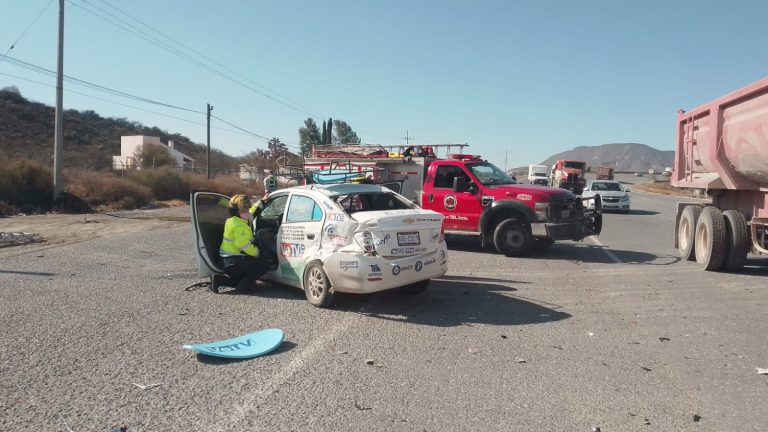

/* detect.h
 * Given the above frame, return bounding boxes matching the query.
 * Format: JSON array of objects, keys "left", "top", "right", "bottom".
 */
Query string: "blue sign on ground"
[{"left": 183, "top": 328, "right": 284, "bottom": 359}]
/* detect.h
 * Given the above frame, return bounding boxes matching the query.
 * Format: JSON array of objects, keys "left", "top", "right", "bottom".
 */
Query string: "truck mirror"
[{"left": 453, "top": 176, "right": 469, "bottom": 192}]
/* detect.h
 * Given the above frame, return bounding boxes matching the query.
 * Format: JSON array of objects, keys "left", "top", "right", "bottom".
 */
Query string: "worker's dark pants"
[
  {"left": 220, "top": 255, "right": 271, "bottom": 288},
  {"left": 256, "top": 229, "right": 278, "bottom": 263}
]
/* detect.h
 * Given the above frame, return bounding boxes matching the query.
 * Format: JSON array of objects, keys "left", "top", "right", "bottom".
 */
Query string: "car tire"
[
  {"left": 303, "top": 261, "right": 336, "bottom": 308},
  {"left": 493, "top": 218, "right": 532, "bottom": 257},
  {"left": 694, "top": 206, "right": 726, "bottom": 271},
  {"left": 722, "top": 209, "right": 749, "bottom": 272},
  {"left": 401, "top": 279, "right": 430, "bottom": 295},
  {"left": 678, "top": 205, "right": 701, "bottom": 261}
]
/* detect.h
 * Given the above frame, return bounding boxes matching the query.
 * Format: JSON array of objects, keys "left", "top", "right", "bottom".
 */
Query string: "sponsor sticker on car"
[{"left": 339, "top": 260, "right": 359, "bottom": 271}]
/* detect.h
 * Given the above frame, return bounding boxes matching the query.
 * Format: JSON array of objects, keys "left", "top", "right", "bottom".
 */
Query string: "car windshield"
[
  {"left": 591, "top": 182, "right": 623, "bottom": 192},
  {"left": 334, "top": 192, "right": 413, "bottom": 214},
  {"left": 467, "top": 162, "right": 518, "bottom": 186}
]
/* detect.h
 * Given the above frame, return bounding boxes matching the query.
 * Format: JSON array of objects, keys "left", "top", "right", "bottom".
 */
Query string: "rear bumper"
[{"left": 323, "top": 241, "right": 448, "bottom": 294}]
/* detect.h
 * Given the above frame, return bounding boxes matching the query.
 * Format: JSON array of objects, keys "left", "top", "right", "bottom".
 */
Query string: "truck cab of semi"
[{"left": 550, "top": 160, "right": 587, "bottom": 194}]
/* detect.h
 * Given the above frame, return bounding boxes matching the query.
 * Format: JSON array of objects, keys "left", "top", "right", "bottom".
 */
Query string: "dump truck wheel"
[
  {"left": 695, "top": 206, "right": 726, "bottom": 271},
  {"left": 493, "top": 219, "right": 532, "bottom": 257},
  {"left": 678, "top": 205, "right": 701, "bottom": 261},
  {"left": 722, "top": 209, "right": 749, "bottom": 272}
]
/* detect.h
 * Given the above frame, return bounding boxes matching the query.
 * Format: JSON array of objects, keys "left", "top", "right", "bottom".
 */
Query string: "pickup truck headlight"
[{"left": 535, "top": 202, "right": 548, "bottom": 221}]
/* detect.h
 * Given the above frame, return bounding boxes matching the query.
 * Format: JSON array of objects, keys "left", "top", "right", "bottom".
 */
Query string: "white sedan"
[
  {"left": 192, "top": 184, "right": 448, "bottom": 307},
  {"left": 582, "top": 180, "right": 631, "bottom": 213}
]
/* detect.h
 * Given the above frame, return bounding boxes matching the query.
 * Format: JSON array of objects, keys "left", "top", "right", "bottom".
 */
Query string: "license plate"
[{"left": 397, "top": 232, "right": 420, "bottom": 246}]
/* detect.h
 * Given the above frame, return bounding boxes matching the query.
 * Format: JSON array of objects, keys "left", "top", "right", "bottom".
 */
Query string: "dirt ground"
[{"left": 0, "top": 206, "right": 191, "bottom": 247}]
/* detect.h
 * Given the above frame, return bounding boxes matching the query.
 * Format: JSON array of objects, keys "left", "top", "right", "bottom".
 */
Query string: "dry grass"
[
  {"left": 635, "top": 181, "right": 701, "bottom": 198},
  {"left": 65, "top": 169, "right": 153, "bottom": 210},
  {"left": 0, "top": 157, "right": 53, "bottom": 215}
]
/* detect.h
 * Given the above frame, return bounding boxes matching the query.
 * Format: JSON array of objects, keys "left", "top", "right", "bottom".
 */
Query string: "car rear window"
[{"left": 334, "top": 192, "right": 413, "bottom": 214}]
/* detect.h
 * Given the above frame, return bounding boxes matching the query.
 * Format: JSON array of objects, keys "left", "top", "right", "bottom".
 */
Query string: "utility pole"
[
  {"left": 52, "top": 0, "right": 64, "bottom": 200},
  {"left": 504, "top": 150, "right": 508, "bottom": 172},
  {"left": 401, "top": 130, "right": 414, "bottom": 146},
  {"left": 206, "top": 103, "right": 213, "bottom": 179}
]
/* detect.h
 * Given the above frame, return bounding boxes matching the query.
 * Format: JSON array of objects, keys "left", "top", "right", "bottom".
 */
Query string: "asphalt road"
[{"left": 1, "top": 187, "right": 767, "bottom": 432}]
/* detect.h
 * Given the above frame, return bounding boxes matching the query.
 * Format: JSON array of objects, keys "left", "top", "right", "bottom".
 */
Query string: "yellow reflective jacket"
[{"left": 219, "top": 216, "right": 259, "bottom": 258}]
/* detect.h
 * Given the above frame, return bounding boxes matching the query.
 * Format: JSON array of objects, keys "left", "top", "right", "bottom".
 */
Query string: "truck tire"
[
  {"left": 678, "top": 205, "right": 701, "bottom": 261},
  {"left": 722, "top": 209, "right": 749, "bottom": 272},
  {"left": 694, "top": 206, "right": 726, "bottom": 271},
  {"left": 303, "top": 261, "right": 336, "bottom": 308},
  {"left": 493, "top": 219, "right": 532, "bottom": 257}
]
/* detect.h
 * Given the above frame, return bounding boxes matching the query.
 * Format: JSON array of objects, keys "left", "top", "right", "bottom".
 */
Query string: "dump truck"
[
  {"left": 596, "top": 165, "right": 615, "bottom": 180},
  {"left": 549, "top": 160, "right": 587, "bottom": 194},
  {"left": 672, "top": 77, "right": 768, "bottom": 271}
]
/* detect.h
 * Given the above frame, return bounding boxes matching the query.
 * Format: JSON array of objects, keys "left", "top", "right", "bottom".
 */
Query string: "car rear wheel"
[
  {"left": 493, "top": 218, "right": 532, "bottom": 257},
  {"left": 303, "top": 261, "right": 336, "bottom": 308},
  {"left": 401, "top": 279, "right": 430, "bottom": 295},
  {"left": 678, "top": 205, "right": 701, "bottom": 261},
  {"left": 695, "top": 206, "right": 726, "bottom": 271},
  {"left": 722, "top": 209, "right": 749, "bottom": 272}
]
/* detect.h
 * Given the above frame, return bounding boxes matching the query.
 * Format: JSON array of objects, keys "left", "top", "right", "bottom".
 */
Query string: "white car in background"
[
  {"left": 192, "top": 184, "right": 448, "bottom": 307},
  {"left": 582, "top": 180, "right": 631, "bottom": 213}
]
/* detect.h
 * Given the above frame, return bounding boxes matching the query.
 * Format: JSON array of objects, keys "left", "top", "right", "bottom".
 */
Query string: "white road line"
[
  {"left": 588, "top": 237, "right": 623, "bottom": 264},
  {"left": 225, "top": 311, "right": 360, "bottom": 428}
]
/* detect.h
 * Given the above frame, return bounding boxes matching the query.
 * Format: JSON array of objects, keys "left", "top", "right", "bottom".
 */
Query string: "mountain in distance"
[{"left": 540, "top": 143, "right": 674, "bottom": 172}]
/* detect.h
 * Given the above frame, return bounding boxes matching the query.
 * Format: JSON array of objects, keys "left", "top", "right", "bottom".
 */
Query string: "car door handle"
[
  {"left": 306, "top": 234, "right": 315, "bottom": 240},
  {"left": 428, "top": 193, "right": 434, "bottom": 203}
]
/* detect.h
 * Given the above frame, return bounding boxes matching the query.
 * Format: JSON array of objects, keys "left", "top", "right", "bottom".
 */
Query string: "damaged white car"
[{"left": 191, "top": 184, "right": 448, "bottom": 307}]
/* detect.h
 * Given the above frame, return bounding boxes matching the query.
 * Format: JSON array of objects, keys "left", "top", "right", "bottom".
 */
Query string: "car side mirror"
[
  {"left": 453, "top": 176, "right": 469, "bottom": 193},
  {"left": 625, "top": 189, "right": 631, "bottom": 193}
]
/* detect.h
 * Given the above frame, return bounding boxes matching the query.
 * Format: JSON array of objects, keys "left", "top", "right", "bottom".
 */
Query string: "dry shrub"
[
  {"left": 65, "top": 169, "right": 152, "bottom": 209},
  {"left": 128, "top": 168, "right": 188, "bottom": 200},
  {"left": 182, "top": 173, "right": 262, "bottom": 198},
  {"left": 0, "top": 157, "right": 53, "bottom": 214}
]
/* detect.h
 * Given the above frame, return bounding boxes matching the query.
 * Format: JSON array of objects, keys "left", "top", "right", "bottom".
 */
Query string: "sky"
[{"left": 1, "top": 0, "right": 767, "bottom": 169}]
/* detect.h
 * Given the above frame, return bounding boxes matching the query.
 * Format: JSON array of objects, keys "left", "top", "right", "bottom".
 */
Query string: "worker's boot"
[{"left": 209, "top": 274, "right": 225, "bottom": 293}]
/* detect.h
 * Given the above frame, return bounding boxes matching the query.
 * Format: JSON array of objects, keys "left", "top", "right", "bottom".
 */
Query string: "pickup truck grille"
[{"left": 549, "top": 199, "right": 582, "bottom": 222}]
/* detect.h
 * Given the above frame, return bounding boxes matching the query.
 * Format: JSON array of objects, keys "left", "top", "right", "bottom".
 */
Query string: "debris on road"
[
  {"left": 500, "top": 335, "right": 507, "bottom": 339},
  {"left": 59, "top": 413, "right": 75, "bottom": 432},
  {"left": 659, "top": 337, "right": 671, "bottom": 342},
  {"left": 337, "top": 350, "right": 348, "bottom": 355},
  {"left": 515, "top": 358, "right": 527, "bottom": 363},
  {"left": 132, "top": 382, "right": 163, "bottom": 390},
  {"left": 756, "top": 367, "right": 768, "bottom": 375},
  {"left": 0, "top": 232, "right": 42, "bottom": 248},
  {"left": 354, "top": 401, "right": 372, "bottom": 411},
  {"left": 693, "top": 414, "right": 702, "bottom": 422},
  {"left": 365, "top": 359, "right": 375, "bottom": 365},
  {"left": 643, "top": 417, "right": 651, "bottom": 425},
  {"left": 641, "top": 367, "right": 652, "bottom": 372},
  {"left": 183, "top": 328, "right": 284, "bottom": 359}
]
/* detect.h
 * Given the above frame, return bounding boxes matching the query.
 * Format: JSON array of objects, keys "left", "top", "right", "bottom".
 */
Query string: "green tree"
[
  {"left": 326, "top": 117, "right": 333, "bottom": 145},
  {"left": 134, "top": 143, "right": 176, "bottom": 169},
  {"left": 299, "top": 118, "right": 321, "bottom": 156},
  {"left": 333, "top": 120, "right": 361, "bottom": 144}
]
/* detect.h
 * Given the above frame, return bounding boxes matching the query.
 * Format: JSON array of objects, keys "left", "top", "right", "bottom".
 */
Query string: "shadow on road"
[
  {"left": 332, "top": 276, "right": 570, "bottom": 328},
  {"left": 445, "top": 235, "right": 680, "bottom": 265},
  {"left": 0, "top": 269, "right": 56, "bottom": 276}
]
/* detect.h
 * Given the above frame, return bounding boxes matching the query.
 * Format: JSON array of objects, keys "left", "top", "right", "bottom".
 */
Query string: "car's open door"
[{"left": 191, "top": 191, "right": 229, "bottom": 277}]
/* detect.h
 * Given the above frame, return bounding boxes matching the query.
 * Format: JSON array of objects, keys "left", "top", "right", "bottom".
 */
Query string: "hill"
[
  {"left": 0, "top": 87, "right": 238, "bottom": 170},
  {"left": 541, "top": 143, "right": 674, "bottom": 173}
]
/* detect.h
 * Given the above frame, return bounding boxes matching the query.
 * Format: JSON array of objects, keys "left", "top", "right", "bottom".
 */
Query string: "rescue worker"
[
  {"left": 263, "top": 169, "right": 278, "bottom": 193},
  {"left": 212, "top": 194, "right": 270, "bottom": 292}
]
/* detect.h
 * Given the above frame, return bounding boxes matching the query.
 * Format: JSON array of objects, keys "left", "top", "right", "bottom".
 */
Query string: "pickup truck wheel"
[
  {"left": 493, "top": 219, "right": 532, "bottom": 257},
  {"left": 401, "top": 279, "right": 430, "bottom": 295},
  {"left": 694, "top": 206, "right": 726, "bottom": 271},
  {"left": 303, "top": 261, "right": 336, "bottom": 308},
  {"left": 678, "top": 205, "right": 701, "bottom": 261},
  {"left": 722, "top": 209, "right": 749, "bottom": 271}
]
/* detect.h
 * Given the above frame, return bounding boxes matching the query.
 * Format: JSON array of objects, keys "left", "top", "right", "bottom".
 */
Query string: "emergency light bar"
[{"left": 449, "top": 154, "right": 482, "bottom": 161}]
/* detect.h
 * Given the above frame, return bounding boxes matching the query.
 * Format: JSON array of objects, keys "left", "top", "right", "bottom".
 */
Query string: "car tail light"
[{"left": 353, "top": 231, "right": 376, "bottom": 254}]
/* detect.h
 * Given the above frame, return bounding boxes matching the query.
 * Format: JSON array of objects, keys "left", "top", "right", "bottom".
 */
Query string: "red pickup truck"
[{"left": 303, "top": 148, "right": 602, "bottom": 256}]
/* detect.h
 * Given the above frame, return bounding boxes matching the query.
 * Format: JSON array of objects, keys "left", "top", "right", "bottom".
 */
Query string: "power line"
[{"left": 4, "top": 0, "right": 55, "bottom": 56}]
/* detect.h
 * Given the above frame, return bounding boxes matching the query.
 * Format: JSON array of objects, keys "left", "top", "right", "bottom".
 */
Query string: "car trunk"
[{"left": 350, "top": 209, "right": 443, "bottom": 258}]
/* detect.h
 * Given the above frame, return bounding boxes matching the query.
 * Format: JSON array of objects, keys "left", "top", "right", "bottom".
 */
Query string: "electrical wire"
[{"left": 4, "top": 0, "right": 55, "bottom": 56}]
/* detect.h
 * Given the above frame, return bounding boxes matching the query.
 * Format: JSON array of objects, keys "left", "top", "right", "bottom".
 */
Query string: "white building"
[{"left": 113, "top": 135, "right": 195, "bottom": 170}]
